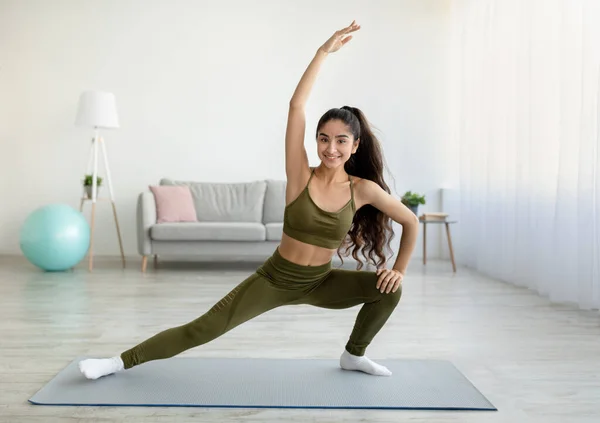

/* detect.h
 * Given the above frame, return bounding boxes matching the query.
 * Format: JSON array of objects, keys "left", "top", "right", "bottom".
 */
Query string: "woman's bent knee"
[{"left": 383, "top": 283, "right": 402, "bottom": 307}]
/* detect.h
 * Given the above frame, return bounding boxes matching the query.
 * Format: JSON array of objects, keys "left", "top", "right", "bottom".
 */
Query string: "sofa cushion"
[
  {"left": 151, "top": 222, "right": 266, "bottom": 241},
  {"left": 149, "top": 185, "right": 197, "bottom": 223},
  {"left": 265, "top": 222, "right": 283, "bottom": 241},
  {"left": 160, "top": 179, "right": 267, "bottom": 223},
  {"left": 263, "top": 180, "right": 286, "bottom": 223}
]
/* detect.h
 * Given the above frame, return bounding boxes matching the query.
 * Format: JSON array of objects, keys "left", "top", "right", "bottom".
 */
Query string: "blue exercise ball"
[{"left": 20, "top": 204, "right": 90, "bottom": 271}]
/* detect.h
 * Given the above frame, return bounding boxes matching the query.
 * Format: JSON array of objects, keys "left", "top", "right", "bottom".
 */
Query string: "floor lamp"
[{"left": 75, "top": 91, "right": 125, "bottom": 271}]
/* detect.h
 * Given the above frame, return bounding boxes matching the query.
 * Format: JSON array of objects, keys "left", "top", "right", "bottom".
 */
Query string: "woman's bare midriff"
[{"left": 277, "top": 233, "right": 337, "bottom": 266}]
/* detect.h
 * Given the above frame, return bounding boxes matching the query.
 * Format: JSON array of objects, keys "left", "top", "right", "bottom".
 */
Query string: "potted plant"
[
  {"left": 401, "top": 191, "right": 426, "bottom": 216},
  {"left": 83, "top": 174, "right": 103, "bottom": 199}
]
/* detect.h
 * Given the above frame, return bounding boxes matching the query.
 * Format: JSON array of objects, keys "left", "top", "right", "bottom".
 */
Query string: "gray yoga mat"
[{"left": 29, "top": 357, "right": 496, "bottom": 410}]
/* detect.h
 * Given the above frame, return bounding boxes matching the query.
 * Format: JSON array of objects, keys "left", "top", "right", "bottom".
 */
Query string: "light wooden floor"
[{"left": 1, "top": 254, "right": 599, "bottom": 423}]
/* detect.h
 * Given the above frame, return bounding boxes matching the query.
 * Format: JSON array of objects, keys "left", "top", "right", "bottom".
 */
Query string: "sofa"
[{"left": 137, "top": 177, "right": 361, "bottom": 272}]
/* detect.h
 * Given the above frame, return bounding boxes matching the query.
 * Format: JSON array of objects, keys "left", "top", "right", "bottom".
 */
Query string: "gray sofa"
[{"left": 137, "top": 177, "right": 360, "bottom": 271}]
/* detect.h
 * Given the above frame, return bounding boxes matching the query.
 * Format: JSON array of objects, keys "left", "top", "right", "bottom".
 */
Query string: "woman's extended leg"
[
  {"left": 79, "top": 270, "right": 300, "bottom": 379},
  {"left": 300, "top": 268, "right": 402, "bottom": 376}
]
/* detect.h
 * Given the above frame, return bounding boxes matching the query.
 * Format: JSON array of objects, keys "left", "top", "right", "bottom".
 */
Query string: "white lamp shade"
[{"left": 75, "top": 91, "right": 120, "bottom": 128}]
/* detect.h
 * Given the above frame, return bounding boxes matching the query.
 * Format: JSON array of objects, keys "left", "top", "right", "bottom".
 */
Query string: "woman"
[{"left": 79, "top": 20, "right": 419, "bottom": 380}]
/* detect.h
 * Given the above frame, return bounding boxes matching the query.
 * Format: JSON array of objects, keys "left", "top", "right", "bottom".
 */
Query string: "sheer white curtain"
[{"left": 449, "top": 0, "right": 600, "bottom": 310}]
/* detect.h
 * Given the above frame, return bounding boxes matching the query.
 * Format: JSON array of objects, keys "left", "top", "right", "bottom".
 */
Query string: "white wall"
[{"left": 0, "top": 0, "right": 455, "bottom": 263}]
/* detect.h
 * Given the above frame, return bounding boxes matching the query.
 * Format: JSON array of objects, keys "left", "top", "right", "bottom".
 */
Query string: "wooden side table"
[{"left": 421, "top": 220, "right": 458, "bottom": 272}]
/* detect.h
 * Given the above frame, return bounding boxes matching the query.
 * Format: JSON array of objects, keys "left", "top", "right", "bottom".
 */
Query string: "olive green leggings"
[{"left": 121, "top": 248, "right": 402, "bottom": 369}]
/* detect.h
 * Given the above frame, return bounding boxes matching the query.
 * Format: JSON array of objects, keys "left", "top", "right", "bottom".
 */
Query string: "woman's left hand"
[{"left": 375, "top": 268, "right": 403, "bottom": 293}]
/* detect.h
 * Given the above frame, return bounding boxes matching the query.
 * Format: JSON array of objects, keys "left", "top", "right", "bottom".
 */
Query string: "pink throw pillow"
[{"left": 149, "top": 185, "right": 197, "bottom": 223}]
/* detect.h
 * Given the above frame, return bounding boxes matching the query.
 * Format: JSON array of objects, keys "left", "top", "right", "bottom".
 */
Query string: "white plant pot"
[{"left": 85, "top": 185, "right": 101, "bottom": 199}]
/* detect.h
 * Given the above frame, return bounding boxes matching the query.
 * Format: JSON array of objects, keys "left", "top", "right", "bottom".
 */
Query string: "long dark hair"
[{"left": 315, "top": 106, "right": 395, "bottom": 270}]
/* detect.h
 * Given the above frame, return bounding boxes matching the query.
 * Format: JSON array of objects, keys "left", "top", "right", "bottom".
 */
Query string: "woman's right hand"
[{"left": 320, "top": 20, "right": 361, "bottom": 54}]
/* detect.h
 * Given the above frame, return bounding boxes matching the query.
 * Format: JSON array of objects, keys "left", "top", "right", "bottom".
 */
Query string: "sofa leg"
[
  {"left": 141, "top": 256, "right": 148, "bottom": 273},
  {"left": 153, "top": 254, "right": 158, "bottom": 269}
]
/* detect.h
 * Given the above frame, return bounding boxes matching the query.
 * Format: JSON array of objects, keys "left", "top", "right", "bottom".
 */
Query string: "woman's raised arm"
[{"left": 284, "top": 21, "right": 361, "bottom": 197}]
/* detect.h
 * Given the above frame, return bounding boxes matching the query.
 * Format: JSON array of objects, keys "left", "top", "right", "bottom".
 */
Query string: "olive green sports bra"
[{"left": 283, "top": 168, "right": 356, "bottom": 249}]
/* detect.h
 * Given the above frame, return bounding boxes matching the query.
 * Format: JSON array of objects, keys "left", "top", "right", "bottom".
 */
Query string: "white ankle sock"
[
  {"left": 79, "top": 356, "right": 124, "bottom": 380},
  {"left": 339, "top": 350, "right": 392, "bottom": 376}
]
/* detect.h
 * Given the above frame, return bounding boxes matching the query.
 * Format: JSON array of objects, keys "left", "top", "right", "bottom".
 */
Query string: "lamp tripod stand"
[{"left": 80, "top": 130, "right": 125, "bottom": 271}]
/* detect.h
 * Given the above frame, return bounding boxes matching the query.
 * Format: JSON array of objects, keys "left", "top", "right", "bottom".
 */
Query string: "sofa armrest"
[{"left": 137, "top": 191, "right": 157, "bottom": 256}]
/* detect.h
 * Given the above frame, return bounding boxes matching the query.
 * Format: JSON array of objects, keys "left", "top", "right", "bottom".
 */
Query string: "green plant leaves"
[
  {"left": 401, "top": 190, "right": 426, "bottom": 207},
  {"left": 83, "top": 174, "right": 103, "bottom": 186}
]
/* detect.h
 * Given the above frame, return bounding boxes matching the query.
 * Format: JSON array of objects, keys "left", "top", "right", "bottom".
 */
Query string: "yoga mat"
[{"left": 29, "top": 357, "right": 496, "bottom": 410}]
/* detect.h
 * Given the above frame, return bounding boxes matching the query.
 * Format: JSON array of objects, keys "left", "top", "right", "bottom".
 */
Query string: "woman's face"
[{"left": 316, "top": 119, "right": 359, "bottom": 168}]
